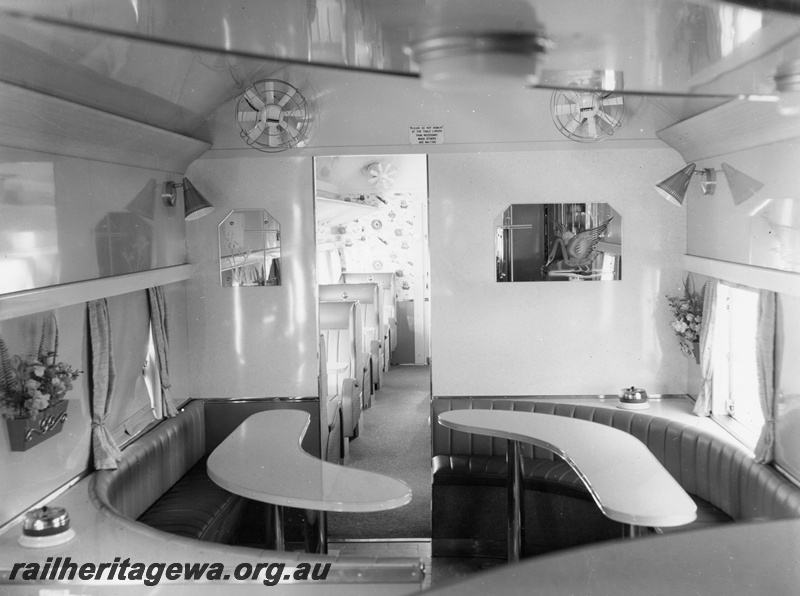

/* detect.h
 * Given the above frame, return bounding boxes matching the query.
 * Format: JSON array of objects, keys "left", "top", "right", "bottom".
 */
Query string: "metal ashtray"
[
  {"left": 618, "top": 386, "right": 650, "bottom": 410},
  {"left": 18, "top": 506, "right": 76, "bottom": 548}
]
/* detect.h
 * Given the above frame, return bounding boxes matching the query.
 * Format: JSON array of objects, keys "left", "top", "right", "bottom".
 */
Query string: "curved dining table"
[
  {"left": 438, "top": 409, "right": 697, "bottom": 561},
  {"left": 208, "top": 409, "right": 412, "bottom": 553}
]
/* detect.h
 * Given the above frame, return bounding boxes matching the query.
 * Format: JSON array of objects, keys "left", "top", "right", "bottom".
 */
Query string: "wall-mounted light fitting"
[
  {"left": 655, "top": 163, "right": 764, "bottom": 209},
  {"left": 162, "top": 177, "right": 215, "bottom": 221}
]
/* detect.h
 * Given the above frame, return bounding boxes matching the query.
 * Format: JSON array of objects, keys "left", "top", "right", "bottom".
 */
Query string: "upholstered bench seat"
[
  {"left": 433, "top": 454, "right": 587, "bottom": 496},
  {"left": 91, "top": 400, "right": 249, "bottom": 545},
  {"left": 434, "top": 454, "right": 736, "bottom": 523},
  {"left": 661, "top": 495, "right": 733, "bottom": 532},
  {"left": 431, "top": 398, "right": 800, "bottom": 558},
  {"left": 137, "top": 456, "right": 249, "bottom": 543},
  {"left": 84, "top": 399, "right": 426, "bottom": 592}
]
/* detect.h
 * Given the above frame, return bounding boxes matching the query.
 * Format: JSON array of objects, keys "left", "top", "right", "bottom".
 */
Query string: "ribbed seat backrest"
[
  {"left": 90, "top": 400, "right": 205, "bottom": 520},
  {"left": 431, "top": 398, "right": 800, "bottom": 522}
]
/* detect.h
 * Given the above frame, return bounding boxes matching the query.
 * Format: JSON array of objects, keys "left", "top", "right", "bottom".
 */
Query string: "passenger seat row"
[{"left": 318, "top": 273, "right": 397, "bottom": 461}]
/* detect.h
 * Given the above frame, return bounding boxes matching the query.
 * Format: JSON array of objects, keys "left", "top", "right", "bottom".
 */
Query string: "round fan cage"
[
  {"left": 550, "top": 90, "right": 625, "bottom": 143},
  {"left": 236, "top": 79, "right": 314, "bottom": 153},
  {"left": 365, "top": 162, "right": 398, "bottom": 191}
]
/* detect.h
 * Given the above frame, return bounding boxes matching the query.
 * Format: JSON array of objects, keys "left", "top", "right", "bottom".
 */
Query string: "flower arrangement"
[
  {"left": 0, "top": 324, "right": 81, "bottom": 421},
  {"left": 666, "top": 275, "right": 706, "bottom": 358}
]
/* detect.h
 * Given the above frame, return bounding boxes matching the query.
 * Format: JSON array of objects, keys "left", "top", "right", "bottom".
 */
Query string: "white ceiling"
[{"left": 0, "top": 0, "right": 796, "bottom": 140}]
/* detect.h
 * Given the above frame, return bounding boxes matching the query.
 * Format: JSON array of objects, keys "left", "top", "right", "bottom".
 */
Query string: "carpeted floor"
[{"left": 327, "top": 364, "right": 432, "bottom": 540}]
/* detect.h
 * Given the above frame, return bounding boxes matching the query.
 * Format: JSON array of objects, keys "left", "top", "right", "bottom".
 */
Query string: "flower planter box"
[{"left": 5, "top": 400, "right": 69, "bottom": 452}]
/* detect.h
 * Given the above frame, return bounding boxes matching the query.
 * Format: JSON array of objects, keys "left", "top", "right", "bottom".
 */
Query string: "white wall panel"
[
  {"left": 428, "top": 148, "right": 689, "bottom": 396},
  {"left": 0, "top": 303, "right": 90, "bottom": 525},
  {"left": 185, "top": 155, "right": 318, "bottom": 398}
]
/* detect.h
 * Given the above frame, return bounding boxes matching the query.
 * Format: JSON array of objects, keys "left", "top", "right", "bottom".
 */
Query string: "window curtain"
[
  {"left": 147, "top": 286, "right": 178, "bottom": 418},
  {"left": 693, "top": 278, "right": 719, "bottom": 417},
  {"left": 88, "top": 298, "right": 122, "bottom": 470},
  {"left": 754, "top": 289, "right": 777, "bottom": 463}
]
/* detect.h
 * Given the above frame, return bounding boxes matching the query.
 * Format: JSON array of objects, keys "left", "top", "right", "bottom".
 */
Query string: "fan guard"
[
  {"left": 550, "top": 90, "right": 625, "bottom": 143},
  {"left": 236, "top": 79, "right": 313, "bottom": 153},
  {"left": 365, "top": 162, "right": 398, "bottom": 191}
]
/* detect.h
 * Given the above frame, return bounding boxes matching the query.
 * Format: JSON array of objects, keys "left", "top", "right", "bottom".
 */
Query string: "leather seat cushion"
[
  {"left": 137, "top": 457, "right": 248, "bottom": 544},
  {"left": 657, "top": 494, "right": 734, "bottom": 534},
  {"left": 433, "top": 454, "right": 590, "bottom": 499}
]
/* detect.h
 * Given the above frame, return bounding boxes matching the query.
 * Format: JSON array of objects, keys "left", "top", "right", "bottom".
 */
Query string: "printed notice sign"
[{"left": 410, "top": 125, "right": 444, "bottom": 145}]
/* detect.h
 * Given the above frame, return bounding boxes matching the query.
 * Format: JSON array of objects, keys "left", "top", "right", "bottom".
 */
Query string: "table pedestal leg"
[
  {"left": 507, "top": 439, "right": 524, "bottom": 563},
  {"left": 266, "top": 504, "right": 285, "bottom": 551},
  {"left": 304, "top": 510, "right": 328, "bottom": 554},
  {"left": 622, "top": 524, "right": 648, "bottom": 539}
]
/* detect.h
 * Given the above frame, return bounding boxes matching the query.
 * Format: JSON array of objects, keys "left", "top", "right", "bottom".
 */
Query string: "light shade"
[
  {"left": 721, "top": 162, "right": 765, "bottom": 206},
  {"left": 180, "top": 177, "right": 215, "bottom": 221},
  {"left": 655, "top": 164, "right": 696, "bottom": 206}
]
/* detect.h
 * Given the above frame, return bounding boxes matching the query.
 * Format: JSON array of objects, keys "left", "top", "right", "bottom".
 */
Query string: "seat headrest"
[
  {"left": 319, "top": 300, "right": 357, "bottom": 329},
  {"left": 343, "top": 272, "right": 396, "bottom": 290},
  {"left": 320, "top": 283, "right": 378, "bottom": 304}
]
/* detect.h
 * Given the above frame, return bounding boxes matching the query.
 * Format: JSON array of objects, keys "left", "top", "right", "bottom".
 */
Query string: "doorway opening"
[
  {"left": 313, "top": 154, "right": 432, "bottom": 541},
  {"left": 314, "top": 155, "right": 430, "bottom": 364}
]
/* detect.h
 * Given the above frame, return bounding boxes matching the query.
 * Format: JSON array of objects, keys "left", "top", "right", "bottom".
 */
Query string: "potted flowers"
[
  {"left": 666, "top": 275, "right": 706, "bottom": 363},
  {"left": 0, "top": 322, "right": 81, "bottom": 451}
]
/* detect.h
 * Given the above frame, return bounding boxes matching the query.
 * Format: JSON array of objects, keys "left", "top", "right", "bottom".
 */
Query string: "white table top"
[
  {"left": 438, "top": 409, "right": 697, "bottom": 528},
  {"left": 207, "top": 410, "right": 412, "bottom": 512}
]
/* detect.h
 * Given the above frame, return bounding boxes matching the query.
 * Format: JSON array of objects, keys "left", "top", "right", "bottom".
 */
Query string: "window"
[
  {"left": 710, "top": 283, "right": 764, "bottom": 445},
  {"left": 107, "top": 292, "right": 160, "bottom": 447}
]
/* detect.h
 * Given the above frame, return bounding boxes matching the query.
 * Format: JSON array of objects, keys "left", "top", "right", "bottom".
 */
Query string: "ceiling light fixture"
[
  {"left": 410, "top": 0, "right": 550, "bottom": 92},
  {"left": 162, "top": 178, "right": 215, "bottom": 221},
  {"left": 655, "top": 163, "right": 764, "bottom": 208}
]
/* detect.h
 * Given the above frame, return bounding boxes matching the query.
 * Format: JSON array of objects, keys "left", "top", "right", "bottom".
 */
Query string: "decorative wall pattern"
[{"left": 316, "top": 191, "right": 423, "bottom": 301}]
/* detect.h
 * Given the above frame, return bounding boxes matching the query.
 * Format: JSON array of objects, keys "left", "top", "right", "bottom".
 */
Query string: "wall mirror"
[
  {"left": 496, "top": 203, "right": 622, "bottom": 282},
  {"left": 219, "top": 209, "right": 281, "bottom": 286}
]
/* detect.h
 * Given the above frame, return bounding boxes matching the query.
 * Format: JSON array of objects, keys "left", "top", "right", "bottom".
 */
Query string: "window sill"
[
  {"left": 709, "top": 414, "right": 760, "bottom": 453},
  {"left": 517, "top": 394, "right": 756, "bottom": 456}
]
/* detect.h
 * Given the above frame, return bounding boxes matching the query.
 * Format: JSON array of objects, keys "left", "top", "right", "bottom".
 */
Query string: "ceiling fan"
[{"left": 364, "top": 162, "right": 399, "bottom": 190}]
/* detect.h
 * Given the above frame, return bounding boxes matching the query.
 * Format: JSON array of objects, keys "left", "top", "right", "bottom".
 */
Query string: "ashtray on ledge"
[
  {"left": 617, "top": 386, "right": 650, "bottom": 410},
  {"left": 18, "top": 506, "right": 76, "bottom": 548},
  {"left": 617, "top": 400, "right": 650, "bottom": 410}
]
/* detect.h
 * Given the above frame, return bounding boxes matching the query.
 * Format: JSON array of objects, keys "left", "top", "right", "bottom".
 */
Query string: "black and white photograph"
[{"left": 1, "top": 1, "right": 799, "bottom": 595}]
